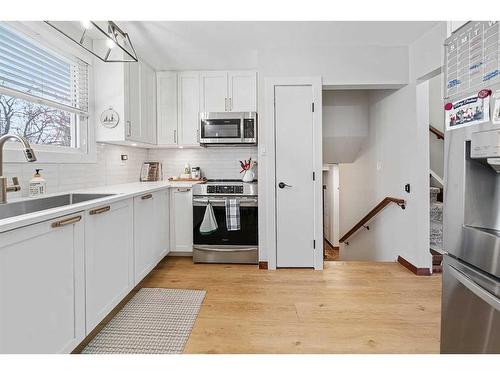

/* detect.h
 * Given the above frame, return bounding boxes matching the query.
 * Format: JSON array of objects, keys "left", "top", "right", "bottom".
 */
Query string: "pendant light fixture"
[{"left": 45, "top": 21, "right": 138, "bottom": 63}]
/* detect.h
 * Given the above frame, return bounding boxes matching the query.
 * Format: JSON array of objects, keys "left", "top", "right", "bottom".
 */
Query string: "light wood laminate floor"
[{"left": 138, "top": 256, "right": 442, "bottom": 354}]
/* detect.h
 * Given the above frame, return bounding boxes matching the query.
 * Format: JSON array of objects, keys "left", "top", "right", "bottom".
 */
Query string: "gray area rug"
[{"left": 82, "top": 288, "right": 206, "bottom": 354}]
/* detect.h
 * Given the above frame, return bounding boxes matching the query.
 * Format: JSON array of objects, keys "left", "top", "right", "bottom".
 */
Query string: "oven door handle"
[
  {"left": 193, "top": 198, "right": 258, "bottom": 204},
  {"left": 194, "top": 245, "right": 258, "bottom": 253}
]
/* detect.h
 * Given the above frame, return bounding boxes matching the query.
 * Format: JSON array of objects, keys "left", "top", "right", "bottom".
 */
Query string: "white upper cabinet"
[
  {"left": 228, "top": 71, "right": 257, "bottom": 112},
  {"left": 126, "top": 62, "right": 142, "bottom": 142},
  {"left": 178, "top": 71, "right": 201, "bottom": 145},
  {"left": 95, "top": 60, "right": 157, "bottom": 146},
  {"left": 156, "top": 69, "right": 258, "bottom": 147},
  {"left": 157, "top": 71, "right": 178, "bottom": 145},
  {"left": 140, "top": 62, "right": 157, "bottom": 144},
  {"left": 200, "top": 71, "right": 228, "bottom": 112},
  {"left": 200, "top": 70, "right": 257, "bottom": 113}
]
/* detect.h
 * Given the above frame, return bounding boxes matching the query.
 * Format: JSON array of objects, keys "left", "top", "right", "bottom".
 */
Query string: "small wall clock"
[{"left": 100, "top": 107, "right": 119, "bottom": 128}]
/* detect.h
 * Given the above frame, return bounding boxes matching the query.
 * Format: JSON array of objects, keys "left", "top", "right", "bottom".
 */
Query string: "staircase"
[{"left": 430, "top": 187, "right": 443, "bottom": 273}]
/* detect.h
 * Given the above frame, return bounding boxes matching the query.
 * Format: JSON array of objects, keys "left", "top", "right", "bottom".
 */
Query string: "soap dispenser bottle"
[{"left": 29, "top": 169, "right": 46, "bottom": 197}]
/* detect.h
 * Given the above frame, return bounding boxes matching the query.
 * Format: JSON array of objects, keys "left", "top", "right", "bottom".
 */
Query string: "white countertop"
[{"left": 0, "top": 181, "right": 201, "bottom": 233}]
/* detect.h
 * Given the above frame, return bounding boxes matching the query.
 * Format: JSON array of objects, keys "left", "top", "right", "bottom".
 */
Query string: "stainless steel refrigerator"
[{"left": 441, "top": 21, "right": 500, "bottom": 353}]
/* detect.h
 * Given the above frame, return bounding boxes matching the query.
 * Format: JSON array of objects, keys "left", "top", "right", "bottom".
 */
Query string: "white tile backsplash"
[
  {"left": 2, "top": 144, "right": 257, "bottom": 198},
  {"left": 3, "top": 143, "right": 148, "bottom": 197},
  {"left": 148, "top": 147, "right": 258, "bottom": 180}
]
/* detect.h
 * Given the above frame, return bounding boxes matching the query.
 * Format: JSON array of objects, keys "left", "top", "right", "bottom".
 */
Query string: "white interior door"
[{"left": 275, "top": 85, "right": 315, "bottom": 268}]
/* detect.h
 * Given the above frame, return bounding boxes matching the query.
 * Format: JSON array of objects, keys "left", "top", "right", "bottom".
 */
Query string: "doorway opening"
[{"left": 323, "top": 164, "right": 339, "bottom": 260}]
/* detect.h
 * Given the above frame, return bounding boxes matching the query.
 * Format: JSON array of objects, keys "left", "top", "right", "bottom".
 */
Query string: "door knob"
[{"left": 278, "top": 182, "right": 292, "bottom": 189}]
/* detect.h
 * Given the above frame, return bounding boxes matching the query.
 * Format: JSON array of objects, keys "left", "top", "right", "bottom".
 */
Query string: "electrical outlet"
[{"left": 405, "top": 183, "right": 411, "bottom": 193}]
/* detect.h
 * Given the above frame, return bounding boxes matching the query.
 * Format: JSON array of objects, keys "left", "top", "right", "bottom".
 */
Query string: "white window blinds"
[{"left": 0, "top": 23, "right": 89, "bottom": 116}]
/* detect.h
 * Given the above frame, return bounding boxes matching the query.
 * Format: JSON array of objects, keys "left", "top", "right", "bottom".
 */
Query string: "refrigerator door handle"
[{"left": 449, "top": 265, "right": 500, "bottom": 312}]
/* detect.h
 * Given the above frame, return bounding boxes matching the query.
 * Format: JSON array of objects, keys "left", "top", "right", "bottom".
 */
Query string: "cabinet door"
[
  {"left": 153, "top": 189, "right": 170, "bottom": 262},
  {"left": 85, "top": 200, "right": 134, "bottom": 334},
  {"left": 178, "top": 71, "right": 201, "bottom": 145},
  {"left": 157, "top": 71, "right": 178, "bottom": 145},
  {"left": 170, "top": 188, "right": 193, "bottom": 252},
  {"left": 140, "top": 62, "right": 157, "bottom": 144},
  {"left": 0, "top": 213, "right": 85, "bottom": 353},
  {"left": 134, "top": 192, "right": 156, "bottom": 283},
  {"left": 200, "top": 71, "right": 228, "bottom": 112},
  {"left": 228, "top": 71, "right": 257, "bottom": 112},
  {"left": 125, "top": 62, "right": 142, "bottom": 142}
]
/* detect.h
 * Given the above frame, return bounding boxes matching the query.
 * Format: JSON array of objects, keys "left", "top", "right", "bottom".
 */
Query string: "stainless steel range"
[{"left": 192, "top": 180, "right": 258, "bottom": 264}]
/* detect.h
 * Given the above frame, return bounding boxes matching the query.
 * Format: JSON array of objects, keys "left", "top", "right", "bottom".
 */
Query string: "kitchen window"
[{"left": 0, "top": 22, "right": 92, "bottom": 161}]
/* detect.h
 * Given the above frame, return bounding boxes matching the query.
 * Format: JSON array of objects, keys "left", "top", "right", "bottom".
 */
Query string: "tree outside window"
[{"left": 0, "top": 92, "right": 73, "bottom": 147}]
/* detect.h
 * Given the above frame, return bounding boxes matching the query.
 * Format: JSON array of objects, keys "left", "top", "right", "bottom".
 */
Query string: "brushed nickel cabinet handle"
[
  {"left": 177, "top": 188, "right": 190, "bottom": 192},
  {"left": 141, "top": 193, "right": 153, "bottom": 200},
  {"left": 89, "top": 206, "right": 111, "bottom": 215},
  {"left": 51, "top": 215, "right": 82, "bottom": 228},
  {"left": 173, "top": 129, "right": 177, "bottom": 143},
  {"left": 126, "top": 121, "right": 131, "bottom": 137}
]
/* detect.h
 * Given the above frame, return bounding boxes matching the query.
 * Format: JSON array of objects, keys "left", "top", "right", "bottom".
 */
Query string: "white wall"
[
  {"left": 323, "top": 90, "right": 370, "bottom": 163},
  {"left": 258, "top": 46, "right": 409, "bottom": 86},
  {"left": 322, "top": 164, "right": 340, "bottom": 246},
  {"left": 338, "top": 117, "right": 376, "bottom": 256},
  {"left": 257, "top": 44, "right": 412, "bottom": 262},
  {"left": 429, "top": 73, "right": 445, "bottom": 179},
  {"left": 3, "top": 143, "right": 148, "bottom": 197},
  {"left": 339, "top": 85, "right": 428, "bottom": 266},
  {"left": 338, "top": 23, "right": 446, "bottom": 268},
  {"left": 148, "top": 147, "right": 258, "bottom": 180}
]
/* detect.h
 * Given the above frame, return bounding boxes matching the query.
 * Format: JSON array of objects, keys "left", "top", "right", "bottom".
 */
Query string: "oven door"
[
  {"left": 199, "top": 118, "right": 243, "bottom": 144},
  {"left": 193, "top": 197, "right": 258, "bottom": 246}
]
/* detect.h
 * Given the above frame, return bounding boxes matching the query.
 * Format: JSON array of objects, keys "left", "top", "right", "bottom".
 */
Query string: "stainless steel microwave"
[{"left": 199, "top": 112, "right": 257, "bottom": 145}]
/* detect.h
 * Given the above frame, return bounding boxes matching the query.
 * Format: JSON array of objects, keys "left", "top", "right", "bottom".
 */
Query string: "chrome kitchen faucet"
[{"left": 0, "top": 134, "right": 37, "bottom": 204}]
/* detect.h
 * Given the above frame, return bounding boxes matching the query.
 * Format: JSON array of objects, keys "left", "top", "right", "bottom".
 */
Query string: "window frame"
[{"left": 1, "top": 21, "right": 96, "bottom": 164}]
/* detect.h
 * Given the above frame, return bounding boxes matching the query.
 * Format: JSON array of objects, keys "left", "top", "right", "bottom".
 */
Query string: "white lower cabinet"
[
  {"left": 84, "top": 199, "right": 134, "bottom": 334},
  {"left": 0, "top": 213, "right": 85, "bottom": 353},
  {"left": 0, "top": 186, "right": 176, "bottom": 353},
  {"left": 170, "top": 187, "right": 193, "bottom": 252},
  {"left": 134, "top": 189, "right": 170, "bottom": 284},
  {"left": 153, "top": 189, "right": 170, "bottom": 261}
]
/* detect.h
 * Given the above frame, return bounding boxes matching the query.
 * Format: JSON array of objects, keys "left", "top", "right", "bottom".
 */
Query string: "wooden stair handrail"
[
  {"left": 429, "top": 125, "right": 444, "bottom": 140},
  {"left": 339, "top": 197, "right": 406, "bottom": 244}
]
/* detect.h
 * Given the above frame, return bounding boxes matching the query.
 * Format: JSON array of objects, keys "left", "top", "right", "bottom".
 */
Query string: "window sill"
[{"left": 2, "top": 144, "right": 97, "bottom": 164}]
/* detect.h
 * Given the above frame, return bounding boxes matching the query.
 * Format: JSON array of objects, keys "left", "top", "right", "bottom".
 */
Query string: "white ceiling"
[{"left": 117, "top": 21, "right": 439, "bottom": 71}]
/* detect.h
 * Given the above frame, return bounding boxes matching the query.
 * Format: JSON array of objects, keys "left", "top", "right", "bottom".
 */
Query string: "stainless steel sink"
[{"left": 0, "top": 193, "right": 115, "bottom": 220}]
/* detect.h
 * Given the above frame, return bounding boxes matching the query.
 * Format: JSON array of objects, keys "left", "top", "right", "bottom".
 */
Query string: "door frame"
[{"left": 264, "top": 77, "right": 323, "bottom": 270}]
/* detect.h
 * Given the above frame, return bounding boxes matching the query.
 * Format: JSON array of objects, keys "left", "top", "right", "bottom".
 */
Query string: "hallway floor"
[{"left": 140, "top": 257, "right": 442, "bottom": 353}]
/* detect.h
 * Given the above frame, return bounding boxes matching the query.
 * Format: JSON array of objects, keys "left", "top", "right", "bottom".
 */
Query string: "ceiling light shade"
[{"left": 44, "top": 21, "right": 138, "bottom": 62}]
